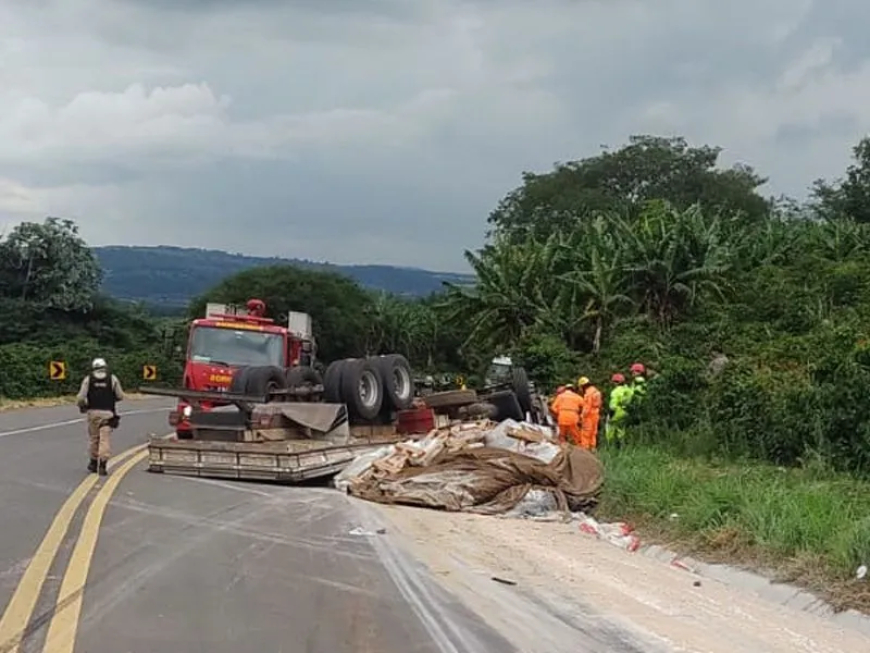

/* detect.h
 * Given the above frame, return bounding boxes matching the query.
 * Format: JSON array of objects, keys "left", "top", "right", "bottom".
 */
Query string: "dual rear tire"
[
  {"left": 229, "top": 353, "right": 414, "bottom": 421},
  {"left": 324, "top": 354, "right": 414, "bottom": 421}
]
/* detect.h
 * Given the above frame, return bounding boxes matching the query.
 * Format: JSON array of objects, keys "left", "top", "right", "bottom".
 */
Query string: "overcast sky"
[{"left": 0, "top": 0, "right": 868, "bottom": 271}]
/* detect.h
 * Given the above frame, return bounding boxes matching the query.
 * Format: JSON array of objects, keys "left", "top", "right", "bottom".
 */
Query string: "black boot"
[
  {"left": 98, "top": 460, "right": 108, "bottom": 476},
  {"left": 87, "top": 458, "right": 97, "bottom": 473}
]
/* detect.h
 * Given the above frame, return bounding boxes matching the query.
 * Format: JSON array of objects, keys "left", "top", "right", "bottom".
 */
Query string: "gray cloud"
[{"left": 1, "top": 0, "right": 869, "bottom": 270}]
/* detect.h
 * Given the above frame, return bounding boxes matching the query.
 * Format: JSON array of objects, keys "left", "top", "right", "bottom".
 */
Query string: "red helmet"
[
  {"left": 630, "top": 362, "right": 645, "bottom": 374},
  {"left": 611, "top": 373, "right": 625, "bottom": 383}
]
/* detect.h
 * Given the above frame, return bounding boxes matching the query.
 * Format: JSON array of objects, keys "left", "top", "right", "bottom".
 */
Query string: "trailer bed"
[
  {"left": 147, "top": 436, "right": 404, "bottom": 482},
  {"left": 138, "top": 385, "right": 423, "bottom": 484}
]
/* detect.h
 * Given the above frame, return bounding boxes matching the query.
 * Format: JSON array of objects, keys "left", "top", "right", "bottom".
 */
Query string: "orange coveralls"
[
  {"left": 550, "top": 389, "right": 584, "bottom": 445},
  {"left": 579, "top": 385, "right": 602, "bottom": 450}
]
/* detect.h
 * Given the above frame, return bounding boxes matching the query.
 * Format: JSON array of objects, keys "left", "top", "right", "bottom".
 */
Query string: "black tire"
[
  {"left": 176, "top": 430, "right": 193, "bottom": 440},
  {"left": 323, "top": 359, "right": 346, "bottom": 403},
  {"left": 510, "top": 367, "right": 533, "bottom": 413},
  {"left": 229, "top": 366, "right": 250, "bottom": 394},
  {"left": 484, "top": 389, "right": 524, "bottom": 421},
  {"left": 285, "top": 366, "right": 323, "bottom": 401},
  {"left": 423, "top": 389, "right": 478, "bottom": 409},
  {"left": 244, "top": 365, "right": 287, "bottom": 401},
  {"left": 340, "top": 358, "right": 384, "bottom": 420},
  {"left": 370, "top": 354, "right": 414, "bottom": 411},
  {"left": 286, "top": 365, "right": 323, "bottom": 387}
]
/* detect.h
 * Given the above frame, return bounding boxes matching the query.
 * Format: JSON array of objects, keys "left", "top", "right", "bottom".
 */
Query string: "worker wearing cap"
[
  {"left": 549, "top": 382, "right": 583, "bottom": 445},
  {"left": 75, "top": 358, "right": 126, "bottom": 475},
  {"left": 605, "top": 373, "right": 632, "bottom": 447},
  {"left": 577, "top": 376, "right": 602, "bottom": 450},
  {"left": 629, "top": 362, "right": 647, "bottom": 398}
]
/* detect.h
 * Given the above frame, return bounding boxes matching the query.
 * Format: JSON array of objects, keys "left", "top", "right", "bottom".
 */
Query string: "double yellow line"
[{"left": 0, "top": 442, "right": 153, "bottom": 653}]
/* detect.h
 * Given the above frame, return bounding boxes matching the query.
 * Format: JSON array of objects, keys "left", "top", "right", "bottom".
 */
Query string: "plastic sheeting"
[{"left": 335, "top": 419, "right": 603, "bottom": 515}]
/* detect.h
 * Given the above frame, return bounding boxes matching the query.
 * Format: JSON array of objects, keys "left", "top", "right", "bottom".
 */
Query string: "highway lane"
[
  {"left": 0, "top": 403, "right": 516, "bottom": 653},
  {"left": 0, "top": 398, "right": 174, "bottom": 630}
]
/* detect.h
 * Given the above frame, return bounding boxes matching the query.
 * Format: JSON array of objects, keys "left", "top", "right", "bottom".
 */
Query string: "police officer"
[{"left": 75, "top": 358, "right": 126, "bottom": 475}]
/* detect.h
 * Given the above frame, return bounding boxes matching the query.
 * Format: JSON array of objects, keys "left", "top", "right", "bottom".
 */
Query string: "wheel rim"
[
  {"left": 392, "top": 366, "right": 412, "bottom": 400},
  {"left": 358, "top": 369, "right": 380, "bottom": 408}
]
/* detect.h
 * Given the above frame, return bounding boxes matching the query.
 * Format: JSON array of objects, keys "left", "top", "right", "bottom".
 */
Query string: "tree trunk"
[
  {"left": 592, "top": 317, "right": 602, "bottom": 355},
  {"left": 21, "top": 251, "right": 34, "bottom": 301}
]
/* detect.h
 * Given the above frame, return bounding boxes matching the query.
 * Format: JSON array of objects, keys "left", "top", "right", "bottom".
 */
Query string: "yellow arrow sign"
[
  {"left": 142, "top": 365, "right": 157, "bottom": 381},
  {"left": 49, "top": 361, "right": 66, "bottom": 381}
]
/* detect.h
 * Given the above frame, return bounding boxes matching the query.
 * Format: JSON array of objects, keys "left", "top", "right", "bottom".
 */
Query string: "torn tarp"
[{"left": 335, "top": 419, "right": 603, "bottom": 515}]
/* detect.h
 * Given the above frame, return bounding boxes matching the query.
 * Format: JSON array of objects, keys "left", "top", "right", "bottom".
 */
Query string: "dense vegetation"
[
  {"left": 4, "top": 132, "right": 870, "bottom": 607},
  {"left": 442, "top": 135, "right": 870, "bottom": 478},
  {"left": 95, "top": 245, "right": 473, "bottom": 307}
]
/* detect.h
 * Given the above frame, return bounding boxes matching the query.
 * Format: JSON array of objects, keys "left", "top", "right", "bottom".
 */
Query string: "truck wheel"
[
  {"left": 370, "top": 354, "right": 414, "bottom": 411},
  {"left": 340, "top": 358, "right": 383, "bottom": 420},
  {"left": 323, "top": 359, "right": 346, "bottom": 403},
  {"left": 483, "top": 389, "right": 524, "bottom": 421},
  {"left": 510, "top": 367, "right": 533, "bottom": 413},
  {"left": 229, "top": 366, "right": 250, "bottom": 394},
  {"left": 285, "top": 366, "right": 323, "bottom": 401},
  {"left": 245, "top": 366, "right": 287, "bottom": 402}
]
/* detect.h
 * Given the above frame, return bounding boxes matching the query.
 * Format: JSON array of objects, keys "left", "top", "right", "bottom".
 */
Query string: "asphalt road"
[{"left": 0, "top": 399, "right": 515, "bottom": 653}]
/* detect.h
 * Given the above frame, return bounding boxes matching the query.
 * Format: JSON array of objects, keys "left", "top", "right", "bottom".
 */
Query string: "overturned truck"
[
  {"left": 169, "top": 299, "right": 416, "bottom": 437},
  {"left": 142, "top": 298, "right": 425, "bottom": 482}
]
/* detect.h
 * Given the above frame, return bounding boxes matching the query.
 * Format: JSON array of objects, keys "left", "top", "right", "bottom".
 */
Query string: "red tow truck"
[{"left": 168, "top": 299, "right": 414, "bottom": 438}]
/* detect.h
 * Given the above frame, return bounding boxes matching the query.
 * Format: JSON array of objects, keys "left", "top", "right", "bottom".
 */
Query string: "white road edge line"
[
  {"left": 0, "top": 407, "right": 170, "bottom": 439},
  {"left": 356, "top": 500, "right": 490, "bottom": 653}
]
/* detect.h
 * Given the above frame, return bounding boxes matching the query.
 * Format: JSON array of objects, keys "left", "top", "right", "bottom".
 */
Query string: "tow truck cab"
[{"left": 169, "top": 299, "right": 314, "bottom": 437}]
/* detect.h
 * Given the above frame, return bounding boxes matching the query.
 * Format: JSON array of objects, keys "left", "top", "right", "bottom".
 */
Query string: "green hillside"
[{"left": 94, "top": 245, "right": 473, "bottom": 307}]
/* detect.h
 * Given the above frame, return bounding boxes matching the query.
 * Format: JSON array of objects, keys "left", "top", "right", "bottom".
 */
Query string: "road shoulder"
[{"left": 367, "top": 502, "right": 870, "bottom": 653}]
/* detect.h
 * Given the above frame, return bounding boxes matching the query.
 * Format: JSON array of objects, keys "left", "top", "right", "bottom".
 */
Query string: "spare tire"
[
  {"left": 510, "top": 367, "right": 533, "bottom": 413},
  {"left": 340, "top": 358, "right": 383, "bottom": 420},
  {"left": 323, "top": 359, "right": 346, "bottom": 403},
  {"left": 484, "top": 389, "right": 524, "bottom": 421},
  {"left": 370, "top": 354, "right": 414, "bottom": 411},
  {"left": 229, "top": 366, "right": 250, "bottom": 395},
  {"left": 245, "top": 366, "right": 287, "bottom": 402}
]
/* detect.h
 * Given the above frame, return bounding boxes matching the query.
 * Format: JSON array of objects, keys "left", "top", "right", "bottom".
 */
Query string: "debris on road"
[
  {"left": 576, "top": 514, "right": 641, "bottom": 552},
  {"left": 334, "top": 418, "right": 603, "bottom": 516}
]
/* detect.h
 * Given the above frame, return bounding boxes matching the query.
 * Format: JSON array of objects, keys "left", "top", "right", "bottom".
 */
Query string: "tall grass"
[{"left": 598, "top": 446, "right": 870, "bottom": 610}]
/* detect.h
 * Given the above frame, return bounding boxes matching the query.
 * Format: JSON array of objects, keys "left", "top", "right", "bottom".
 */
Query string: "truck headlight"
[{"left": 182, "top": 405, "right": 193, "bottom": 418}]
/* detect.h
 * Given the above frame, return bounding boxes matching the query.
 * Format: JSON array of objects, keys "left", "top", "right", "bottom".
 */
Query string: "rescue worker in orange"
[
  {"left": 577, "top": 376, "right": 602, "bottom": 450},
  {"left": 549, "top": 383, "right": 583, "bottom": 445}
]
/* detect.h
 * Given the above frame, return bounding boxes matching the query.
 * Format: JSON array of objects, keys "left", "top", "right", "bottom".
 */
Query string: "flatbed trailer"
[{"left": 139, "top": 385, "right": 423, "bottom": 483}]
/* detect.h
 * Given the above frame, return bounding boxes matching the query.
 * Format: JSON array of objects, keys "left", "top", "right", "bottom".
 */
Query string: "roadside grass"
[
  {"left": 597, "top": 446, "right": 870, "bottom": 614},
  {"left": 0, "top": 393, "right": 150, "bottom": 412}
]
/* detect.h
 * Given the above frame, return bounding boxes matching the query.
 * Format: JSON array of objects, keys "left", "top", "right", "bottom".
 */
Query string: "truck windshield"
[{"left": 189, "top": 326, "right": 284, "bottom": 367}]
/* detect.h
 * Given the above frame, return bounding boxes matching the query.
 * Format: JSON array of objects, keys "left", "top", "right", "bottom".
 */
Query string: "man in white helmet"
[{"left": 75, "top": 357, "right": 126, "bottom": 475}]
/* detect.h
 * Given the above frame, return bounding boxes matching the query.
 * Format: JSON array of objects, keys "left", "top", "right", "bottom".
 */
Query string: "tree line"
[{"left": 3, "top": 133, "right": 870, "bottom": 475}]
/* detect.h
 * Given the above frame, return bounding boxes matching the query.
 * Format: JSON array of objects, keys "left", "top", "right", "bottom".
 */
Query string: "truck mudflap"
[{"left": 147, "top": 437, "right": 398, "bottom": 483}]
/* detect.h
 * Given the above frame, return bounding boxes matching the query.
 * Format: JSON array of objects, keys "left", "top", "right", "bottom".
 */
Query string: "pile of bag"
[{"left": 334, "top": 418, "right": 604, "bottom": 515}]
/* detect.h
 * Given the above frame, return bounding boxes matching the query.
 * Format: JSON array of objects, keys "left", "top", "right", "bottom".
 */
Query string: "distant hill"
[{"left": 94, "top": 246, "right": 474, "bottom": 309}]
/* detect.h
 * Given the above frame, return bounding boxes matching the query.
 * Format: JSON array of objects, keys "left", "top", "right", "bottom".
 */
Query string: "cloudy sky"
[{"left": 0, "top": 0, "right": 868, "bottom": 271}]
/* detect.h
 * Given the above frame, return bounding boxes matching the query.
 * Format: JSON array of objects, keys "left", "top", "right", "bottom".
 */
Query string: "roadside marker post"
[{"left": 143, "top": 365, "right": 157, "bottom": 381}]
